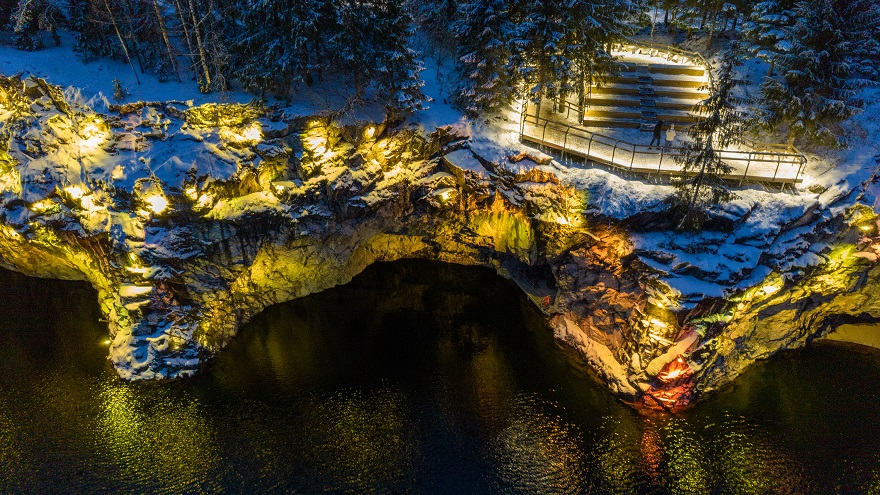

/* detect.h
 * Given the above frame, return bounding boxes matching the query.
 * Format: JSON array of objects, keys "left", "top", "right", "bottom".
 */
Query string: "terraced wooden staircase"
[{"left": 582, "top": 50, "right": 710, "bottom": 131}]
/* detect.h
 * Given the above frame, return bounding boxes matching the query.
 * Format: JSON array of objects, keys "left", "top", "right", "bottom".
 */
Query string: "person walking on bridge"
[{"left": 650, "top": 120, "right": 663, "bottom": 147}]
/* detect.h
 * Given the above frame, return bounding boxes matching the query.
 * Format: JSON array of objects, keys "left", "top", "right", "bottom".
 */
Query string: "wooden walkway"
[
  {"left": 520, "top": 110, "right": 806, "bottom": 184},
  {"left": 518, "top": 43, "right": 807, "bottom": 186}
]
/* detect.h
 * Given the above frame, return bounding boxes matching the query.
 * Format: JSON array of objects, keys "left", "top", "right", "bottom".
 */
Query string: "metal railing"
[{"left": 520, "top": 111, "right": 807, "bottom": 184}]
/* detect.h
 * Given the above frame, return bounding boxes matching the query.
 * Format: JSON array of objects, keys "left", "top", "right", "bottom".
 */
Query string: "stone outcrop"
[{"left": 2, "top": 75, "right": 879, "bottom": 411}]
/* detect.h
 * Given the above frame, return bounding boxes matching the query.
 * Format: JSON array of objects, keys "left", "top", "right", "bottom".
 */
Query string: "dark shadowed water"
[{"left": 1, "top": 260, "right": 879, "bottom": 494}]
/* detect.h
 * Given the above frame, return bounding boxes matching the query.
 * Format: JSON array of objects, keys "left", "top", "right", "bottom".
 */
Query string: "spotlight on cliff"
[
  {"left": 145, "top": 194, "right": 169, "bottom": 214},
  {"left": 136, "top": 180, "right": 169, "bottom": 216},
  {"left": 29, "top": 199, "right": 56, "bottom": 213},
  {"left": 65, "top": 185, "right": 85, "bottom": 199},
  {"left": 761, "top": 284, "right": 781, "bottom": 295},
  {"left": 220, "top": 122, "right": 262, "bottom": 145},
  {"left": 365, "top": 126, "right": 376, "bottom": 139},
  {"left": 77, "top": 117, "right": 108, "bottom": 152}
]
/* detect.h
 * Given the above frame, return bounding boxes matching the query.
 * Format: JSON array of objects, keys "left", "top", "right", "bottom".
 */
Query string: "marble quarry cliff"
[{"left": 2, "top": 75, "right": 879, "bottom": 411}]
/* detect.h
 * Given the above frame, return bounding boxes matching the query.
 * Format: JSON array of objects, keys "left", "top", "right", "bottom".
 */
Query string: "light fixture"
[
  {"left": 144, "top": 194, "right": 168, "bottom": 214},
  {"left": 761, "top": 284, "right": 780, "bottom": 295},
  {"left": 65, "top": 185, "right": 85, "bottom": 199},
  {"left": 196, "top": 193, "right": 212, "bottom": 209},
  {"left": 78, "top": 118, "right": 107, "bottom": 152}
]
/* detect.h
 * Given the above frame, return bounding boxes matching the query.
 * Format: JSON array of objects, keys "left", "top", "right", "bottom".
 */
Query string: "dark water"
[{"left": 1, "top": 261, "right": 879, "bottom": 494}]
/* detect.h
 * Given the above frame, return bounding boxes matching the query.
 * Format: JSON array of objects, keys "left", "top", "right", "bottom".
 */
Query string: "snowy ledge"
[{"left": 2, "top": 73, "right": 880, "bottom": 412}]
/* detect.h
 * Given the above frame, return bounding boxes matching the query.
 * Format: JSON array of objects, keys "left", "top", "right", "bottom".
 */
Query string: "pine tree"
[
  {"left": 70, "top": 0, "right": 118, "bottom": 59},
  {"left": 12, "top": 0, "right": 46, "bottom": 50},
  {"left": 511, "top": 0, "right": 571, "bottom": 111},
  {"left": 329, "top": 0, "right": 379, "bottom": 102},
  {"left": 451, "top": 0, "right": 516, "bottom": 114},
  {"left": 563, "top": 0, "right": 638, "bottom": 120},
  {"left": 329, "top": 0, "right": 426, "bottom": 117},
  {"left": 760, "top": 0, "right": 880, "bottom": 145},
  {"left": 233, "top": 0, "right": 323, "bottom": 98},
  {"left": 113, "top": 78, "right": 129, "bottom": 102},
  {"left": 411, "top": 0, "right": 458, "bottom": 47},
  {"left": 671, "top": 47, "right": 745, "bottom": 231},
  {"left": 372, "top": 0, "right": 427, "bottom": 119},
  {"left": 742, "top": 0, "right": 796, "bottom": 76}
]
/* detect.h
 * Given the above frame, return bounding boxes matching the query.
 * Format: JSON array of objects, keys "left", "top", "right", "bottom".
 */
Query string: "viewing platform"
[{"left": 519, "top": 42, "right": 807, "bottom": 186}]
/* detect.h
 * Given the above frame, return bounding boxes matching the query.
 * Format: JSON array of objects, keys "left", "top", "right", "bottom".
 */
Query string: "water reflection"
[
  {"left": 492, "top": 394, "right": 587, "bottom": 494},
  {"left": 96, "top": 382, "right": 220, "bottom": 492},
  {"left": 1, "top": 262, "right": 880, "bottom": 493}
]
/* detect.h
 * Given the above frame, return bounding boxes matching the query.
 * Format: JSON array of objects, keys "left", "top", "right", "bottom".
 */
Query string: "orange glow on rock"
[{"left": 657, "top": 356, "right": 691, "bottom": 383}]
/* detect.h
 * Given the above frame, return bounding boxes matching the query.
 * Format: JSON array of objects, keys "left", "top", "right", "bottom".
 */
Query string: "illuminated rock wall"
[{"left": 2, "top": 75, "right": 879, "bottom": 411}]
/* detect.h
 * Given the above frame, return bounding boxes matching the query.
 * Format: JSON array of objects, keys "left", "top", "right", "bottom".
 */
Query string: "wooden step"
[
  {"left": 582, "top": 118, "right": 642, "bottom": 129},
  {"left": 585, "top": 109, "right": 642, "bottom": 119},
  {"left": 653, "top": 99, "right": 702, "bottom": 111},
  {"left": 618, "top": 63, "right": 705, "bottom": 77},
  {"left": 587, "top": 96, "right": 644, "bottom": 108},
  {"left": 640, "top": 122, "right": 693, "bottom": 132},
  {"left": 592, "top": 84, "right": 706, "bottom": 99}
]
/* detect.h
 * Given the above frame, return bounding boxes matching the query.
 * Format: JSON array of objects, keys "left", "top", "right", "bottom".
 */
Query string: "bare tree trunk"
[
  {"left": 187, "top": 0, "right": 211, "bottom": 89},
  {"left": 705, "top": 3, "right": 721, "bottom": 51},
  {"left": 152, "top": 0, "right": 181, "bottom": 82},
  {"left": 173, "top": 0, "right": 198, "bottom": 76},
  {"left": 577, "top": 75, "right": 586, "bottom": 122},
  {"left": 102, "top": 0, "right": 140, "bottom": 84},
  {"left": 118, "top": 0, "right": 146, "bottom": 74}
]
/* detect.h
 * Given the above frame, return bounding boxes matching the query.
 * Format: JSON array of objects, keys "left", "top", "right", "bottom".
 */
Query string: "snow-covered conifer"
[
  {"left": 372, "top": 0, "right": 428, "bottom": 119},
  {"left": 511, "top": 0, "right": 571, "bottom": 108},
  {"left": 741, "top": 0, "right": 796, "bottom": 76},
  {"left": 451, "top": 0, "right": 516, "bottom": 114},
  {"left": 563, "top": 0, "right": 637, "bottom": 119},
  {"left": 760, "top": 0, "right": 880, "bottom": 145},
  {"left": 671, "top": 46, "right": 745, "bottom": 230},
  {"left": 233, "top": 0, "right": 324, "bottom": 98}
]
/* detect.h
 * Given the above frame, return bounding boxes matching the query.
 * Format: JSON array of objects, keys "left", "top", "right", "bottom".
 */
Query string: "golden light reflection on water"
[
  {"left": 662, "top": 419, "right": 712, "bottom": 494},
  {"left": 97, "top": 382, "right": 220, "bottom": 489},
  {"left": 709, "top": 414, "right": 801, "bottom": 494},
  {"left": 0, "top": 405, "right": 24, "bottom": 485},
  {"left": 492, "top": 395, "right": 587, "bottom": 495},
  {"left": 591, "top": 413, "right": 644, "bottom": 493},
  {"left": 466, "top": 335, "right": 517, "bottom": 432},
  {"left": 300, "top": 387, "right": 413, "bottom": 492},
  {"left": 3, "top": 263, "right": 880, "bottom": 492}
]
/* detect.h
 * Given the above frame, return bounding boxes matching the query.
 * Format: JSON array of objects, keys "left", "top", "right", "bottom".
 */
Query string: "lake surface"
[{"left": 1, "top": 260, "right": 879, "bottom": 494}]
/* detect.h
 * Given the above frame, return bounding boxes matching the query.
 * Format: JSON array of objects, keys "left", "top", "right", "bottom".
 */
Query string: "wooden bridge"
[{"left": 519, "top": 43, "right": 807, "bottom": 186}]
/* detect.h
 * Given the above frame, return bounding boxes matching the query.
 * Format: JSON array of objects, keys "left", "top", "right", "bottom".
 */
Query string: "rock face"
[{"left": 2, "top": 75, "right": 879, "bottom": 411}]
